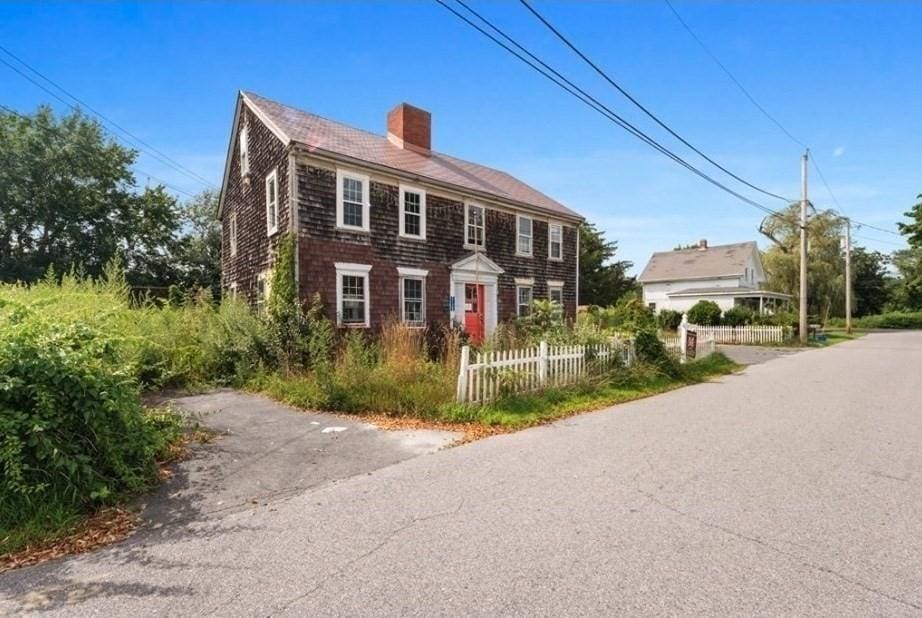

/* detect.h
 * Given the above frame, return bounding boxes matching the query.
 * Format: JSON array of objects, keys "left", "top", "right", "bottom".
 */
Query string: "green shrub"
[
  {"left": 633, "top": 329, "right": 680, "bottom": 377},
  {"left": 0, "top": 315, "right": 182, "bottom": 536},
  {"left": 656, "top": 309, "right": 683, "bottom": 331},
  {"left": 722, "top": 306, "right": 755, "bottom": 327},
  {"left": 853, "top": 311, "right": 922, "bottom": 329},
  {"left": 583, "top": 293, "right": 654, "bottom": 334},
  {"left": 687, "top": 300, "right": 722, "bottom": 326}
]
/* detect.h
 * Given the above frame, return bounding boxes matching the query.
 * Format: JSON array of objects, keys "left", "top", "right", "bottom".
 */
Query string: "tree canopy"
[
  {"left": 891, "top": 194, "right": 922, "bottom": 310},
  {"left": 578, "top": 222, "right": 635, "bottom": 307},
  {"left": 0, "top": 106, "right": 218, "bottom": 296}
]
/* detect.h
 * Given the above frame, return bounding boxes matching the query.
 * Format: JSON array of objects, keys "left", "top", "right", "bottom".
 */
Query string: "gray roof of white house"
[{"left": 638, "top": 241, "right": 759, "bottom": 283}]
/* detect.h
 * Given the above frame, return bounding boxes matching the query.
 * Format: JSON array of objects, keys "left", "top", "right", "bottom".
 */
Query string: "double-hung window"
[
  {"left": 465, "top": 203, "right": 485, "bottom": 249},
  {"left": 516, "top": 215, "right": 533, "bottom": 257},
  {"left": 239, "top": 125, "right": 250, "bottom": 178},
  {"left": 335, "top": 263, "right": 372, "bottom": 327},
  {"left": 548, "top": 222, "right": 563, "bottom": 260},
  {"left": 517, "top": 285, "right": 533, "bottom": 317},
  {"left": 336, "top": 169, "right": 370, "bottom": 232},
  {"left": 229, "top": 209, "right": 238, "bottom": 257},
  {"left": 548, "top": 281, "right": 564, "bottom": 321},
  {"left": 399, "top": 185, "right": 426, "bottom": 239},
  {"left": 256, "top": 271, "right": 270, "bottom": 313},
  {"left": 265, "top": 169, "right": 279, "bottom": 236},
  {"left": 398, "top": 267, "right": 429, "bottom": 326}
]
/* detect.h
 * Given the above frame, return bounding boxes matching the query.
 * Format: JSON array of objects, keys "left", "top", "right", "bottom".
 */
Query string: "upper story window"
[
  {"left": 399, "top": 185, "right": 426, "bottom": 239},
  {"left": 336, "top": 169, "right": 370, "bottom": 232},
  {"left": 516, "top": 215, "right": 533, "bottom": 257},
  {"left": 265, "top": 168, "right": 279, "bottom": 236},
  {"left": 229, "top": 209, "right": 238, "bottom": 257},
  {"left": 239, "top": 124, "right": 250, "bottom": 178},
  {"left": 548, "top": 222, "right": 563, "bottom": 260},
  {"left": 465, "top": 203, "right": 485, "bottom": 249}
]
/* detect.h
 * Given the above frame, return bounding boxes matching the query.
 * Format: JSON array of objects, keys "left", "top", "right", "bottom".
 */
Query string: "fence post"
[
  {"left": 538, "top": 340, "right": 548, "bottom": 386},
  {"left": 679, "top": 313, "right": 689, "bottom": 364},
  {"left": 456, "top": 345, "right": 470, "bottom": 402}
]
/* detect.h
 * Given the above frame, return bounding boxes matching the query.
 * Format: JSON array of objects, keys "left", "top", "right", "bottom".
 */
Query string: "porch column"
[{"left": 759, "top": 296, "right": 764, "bottom": 314}]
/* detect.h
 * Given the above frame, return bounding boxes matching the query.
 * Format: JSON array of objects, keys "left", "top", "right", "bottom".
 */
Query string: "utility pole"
[
  {"left": 844, "top": 218, "right": 852, "bottom": 334},
  {"left": 799, "top": 150, "right": 809, "bottom": 344}
]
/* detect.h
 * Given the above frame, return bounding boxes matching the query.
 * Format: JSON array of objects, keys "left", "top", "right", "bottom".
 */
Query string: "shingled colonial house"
[
  {"left": 218, "top": 91, "right": 583, "bottom": 342},
  {"left": 639, "top": 240, "right": 792, "bottom": 314}
]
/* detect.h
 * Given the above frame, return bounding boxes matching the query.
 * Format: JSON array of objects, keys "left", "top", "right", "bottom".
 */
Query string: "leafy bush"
[
  {"left": 722, "top": 306, "right": 755, "bottom": 327},
  {"left": 656, "top": 309, "right": 683, "bottom": 331},
  {"left": 687, "top": 300, "right": 722, "bottom": 326},
  {"left": 633, "top": 329, "right": 680, "bottom": 377},
  {"left": 582, "top": 293, "right": 654, "bottom": 334},
  {"left": 850, "top": 311, "right": 922, "bottom": 329},
  {"left": 0, "top": 313, "right": 182, "bottom": 538}
]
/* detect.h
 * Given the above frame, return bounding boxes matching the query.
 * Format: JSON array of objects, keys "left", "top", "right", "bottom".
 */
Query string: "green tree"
[
  {"left": 687, "top": 300, "right": 722, "bottom": 326},
  {"left": 850, "top": 247, "right": 890, "bottom": 316},
  {"left": 761, "top": 204, "right": 846, "bottom": 321},
  {"left": 175, "top": 189, "right": 222, "bottom": 296},
  {"left": 892, "top": 194, "right": 922, "bottom": 310},
  {"left": 0, "top": 106, "right": 183, "bottom": 287},
  {"left": 578, "top": 222, "right": 634, "bottom": 306}
]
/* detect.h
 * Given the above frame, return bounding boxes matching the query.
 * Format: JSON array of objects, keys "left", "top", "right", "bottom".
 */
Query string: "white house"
[{"left": 638, "top": 240, "right": 791, "bottom": 314}]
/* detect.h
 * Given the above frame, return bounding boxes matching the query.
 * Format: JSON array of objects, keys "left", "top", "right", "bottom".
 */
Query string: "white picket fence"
[
  {"left": 456, "top": 339, "right": 635, "bottom": 404},
  {"left": 688, "top": 324, "right": 790, "bottom": 345}
]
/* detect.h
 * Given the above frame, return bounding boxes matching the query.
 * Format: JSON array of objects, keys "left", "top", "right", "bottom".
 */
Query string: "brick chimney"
[
  {"left": 698, "top": 239, "right": 708, "bottom": 250},
  {"left": 387, "top": 103, "right": 431, "bottom": 154}
]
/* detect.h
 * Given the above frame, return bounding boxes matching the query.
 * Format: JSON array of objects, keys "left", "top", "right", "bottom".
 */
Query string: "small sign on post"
[{"left": 685, "top": 330, "right": 697, "bottom": 360}]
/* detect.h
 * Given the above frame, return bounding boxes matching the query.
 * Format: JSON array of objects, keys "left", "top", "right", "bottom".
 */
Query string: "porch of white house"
[{"left": 665, "top": 288, "right": 793, "bottom": 314}]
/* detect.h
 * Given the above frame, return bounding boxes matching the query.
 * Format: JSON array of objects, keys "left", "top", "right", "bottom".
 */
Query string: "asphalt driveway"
[{"left": 3, "top": 332, "right": 922, "bottom": 615}]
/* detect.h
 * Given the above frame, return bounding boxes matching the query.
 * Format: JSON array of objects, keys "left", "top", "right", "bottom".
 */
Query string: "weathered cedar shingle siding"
[
  {"left": 294, "top": 163, "right": 577, "bottom": 327},
  {"left": 220, "top": 105, "right": 290, "bottom": 304}
]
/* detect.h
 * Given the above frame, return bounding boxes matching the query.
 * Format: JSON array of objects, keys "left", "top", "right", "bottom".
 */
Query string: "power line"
[
  {"left": 0, "top": 45, "right": 217, "bottom": 190},
  {"left": 852, "top": 232, "right": 905, "bottom": 248},
  {"left": 517, "top": 0, "right": 791, "bottom": 203},
  {"left": 0, "top": 103, "right": 199, "bottom": 199},
  {"left": 661, "top": 2, "right": 904, "bottom": 240},
  {"left": 435, "top": 0, "right": 787, "bottom": 220},
  {"left": 662, "top": 0, "right": 807, "bottom": 150}
]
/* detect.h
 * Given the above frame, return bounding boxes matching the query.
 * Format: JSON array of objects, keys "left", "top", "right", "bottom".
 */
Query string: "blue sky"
[{"left": 2, "top": 1, "right": 919, "bottom": 273}]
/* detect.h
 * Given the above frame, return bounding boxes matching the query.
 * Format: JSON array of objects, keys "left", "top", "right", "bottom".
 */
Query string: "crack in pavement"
[
  {"left": 267, "top": 499, "right": 466, "bottom": 616},
  {"left": 636, "top": 489, "right": 922, "bottom": 612}
]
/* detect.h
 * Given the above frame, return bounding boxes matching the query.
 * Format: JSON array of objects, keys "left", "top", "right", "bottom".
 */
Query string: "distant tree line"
[{"left": 0, "top": 106, "right": 220, "bottom": 296}]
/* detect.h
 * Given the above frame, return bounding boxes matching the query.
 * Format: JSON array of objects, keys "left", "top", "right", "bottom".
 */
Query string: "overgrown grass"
[
  {"left": 437, "top": 353, "right": 739, "bottom": 429},
  {"left": 827, "top": 311, "right": 922, "bottom": 330}
]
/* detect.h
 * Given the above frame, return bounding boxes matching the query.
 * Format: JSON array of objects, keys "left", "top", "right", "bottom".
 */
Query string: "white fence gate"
[
  {"left": 456, "top": 339, "right": 635, "bottom": 404},
  {"left": 688, "top": 324, "right": 790, "bottom": 345}
]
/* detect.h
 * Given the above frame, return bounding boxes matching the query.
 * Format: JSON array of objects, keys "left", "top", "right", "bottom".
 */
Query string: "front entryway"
[
  {"left": 450, "top": 253, "right": 504, "bottom": 341},
  {"left": 464, "top": 283, "right": 485, "bottom": 344}
]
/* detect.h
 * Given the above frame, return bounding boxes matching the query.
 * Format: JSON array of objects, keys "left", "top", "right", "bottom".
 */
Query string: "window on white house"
[
  {"left": 517, "top": 285, "right": 533, "bottom": 317},
  {"left": 548, "top": 222, "right": 563, "bottom": 260},
  {"left": 401, "top": 277, "right": 425, "bottom": 325},
  {"left": 335, "top": 263, "right": 372, "bottom": 327},
  {"left": 265, "top": 169, "right": 279, "bottom": 236},
  {"left": 399, "top": 186, "right": 426, "bottom": 239},
  {"left": 336, "top": 170, "right": 370, "bottom": 232},
  {"left": 465, "top": 203, "right": 485, "bottom": 248},
  {"left": 648, "top": 302, "right": 656, "bottom": 312},
  {"left": 517, "top": 215, "right": 533, "bottom": 256},
  {"left": 239, "top": 125, "right": 250, "bottom": 178}
]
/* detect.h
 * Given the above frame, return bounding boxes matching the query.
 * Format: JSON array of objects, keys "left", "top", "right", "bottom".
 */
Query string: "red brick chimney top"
[{"left": 387, "top": 103, "right": 431, "bottom": 154}]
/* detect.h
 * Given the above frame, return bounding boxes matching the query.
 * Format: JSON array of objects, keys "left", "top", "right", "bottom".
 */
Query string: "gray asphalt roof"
[{"left": 639, "top": 241, "right": 758, "bottom": 282}]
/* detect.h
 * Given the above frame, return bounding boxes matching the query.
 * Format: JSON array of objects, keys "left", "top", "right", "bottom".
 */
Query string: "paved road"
[
  {"left": 3, "top": 332, "right": 922, "bottom": 616},
  {"left": 717, "top": 343, "right": 803, "bottom": 365}
]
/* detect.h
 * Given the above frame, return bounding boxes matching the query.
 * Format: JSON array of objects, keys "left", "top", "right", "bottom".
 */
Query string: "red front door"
[{"left": 464, "top": 283, "right": 485, "bottom": 344}]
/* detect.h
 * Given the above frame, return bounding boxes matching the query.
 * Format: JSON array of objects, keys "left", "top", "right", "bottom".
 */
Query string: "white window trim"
[
  {"left": 265, "top": 169, "right": 279, "bottom": 236},
  {"left": 228, "top": 281, "right": 238, "bottom": 300},
  {"left": 239, "top": 124, "right": 250, "bottom": 178},
  {"left": 398, "top": 184, "right": 427, "bottom": 240},
  {"left": 336, "top": 169, "right": 371, "bottom": 233},
  {"left": 548, "top": 281, "right": 564, "bottom": 304},
  {"left": 464, "top": 202, "right": 486, "bottom": 250},
  {"left": 256, "top": 271, "right": 270, "bottom": 313},
  {"left": 229, "top": 209, "right": 238, "bottom": 258},
  {"left": 516, "top": 214, "right": 533, "bottom": 257},
  {"left": 335, "top": 262, "right": 372, "bottom": 328},
  {"left": 399, "top": 269, "right": 428, "bottom": 327},
  {"left": 516, "top": 284, "right": 534, "bottom": 317},
  {"left": 548, "top": 221, "right": 564, "bottom": 261}
]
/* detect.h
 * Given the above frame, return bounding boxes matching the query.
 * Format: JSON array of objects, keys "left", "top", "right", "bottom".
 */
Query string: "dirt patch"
[{"left": 349, "top": 412, "right": 513, "bottom": 445}]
